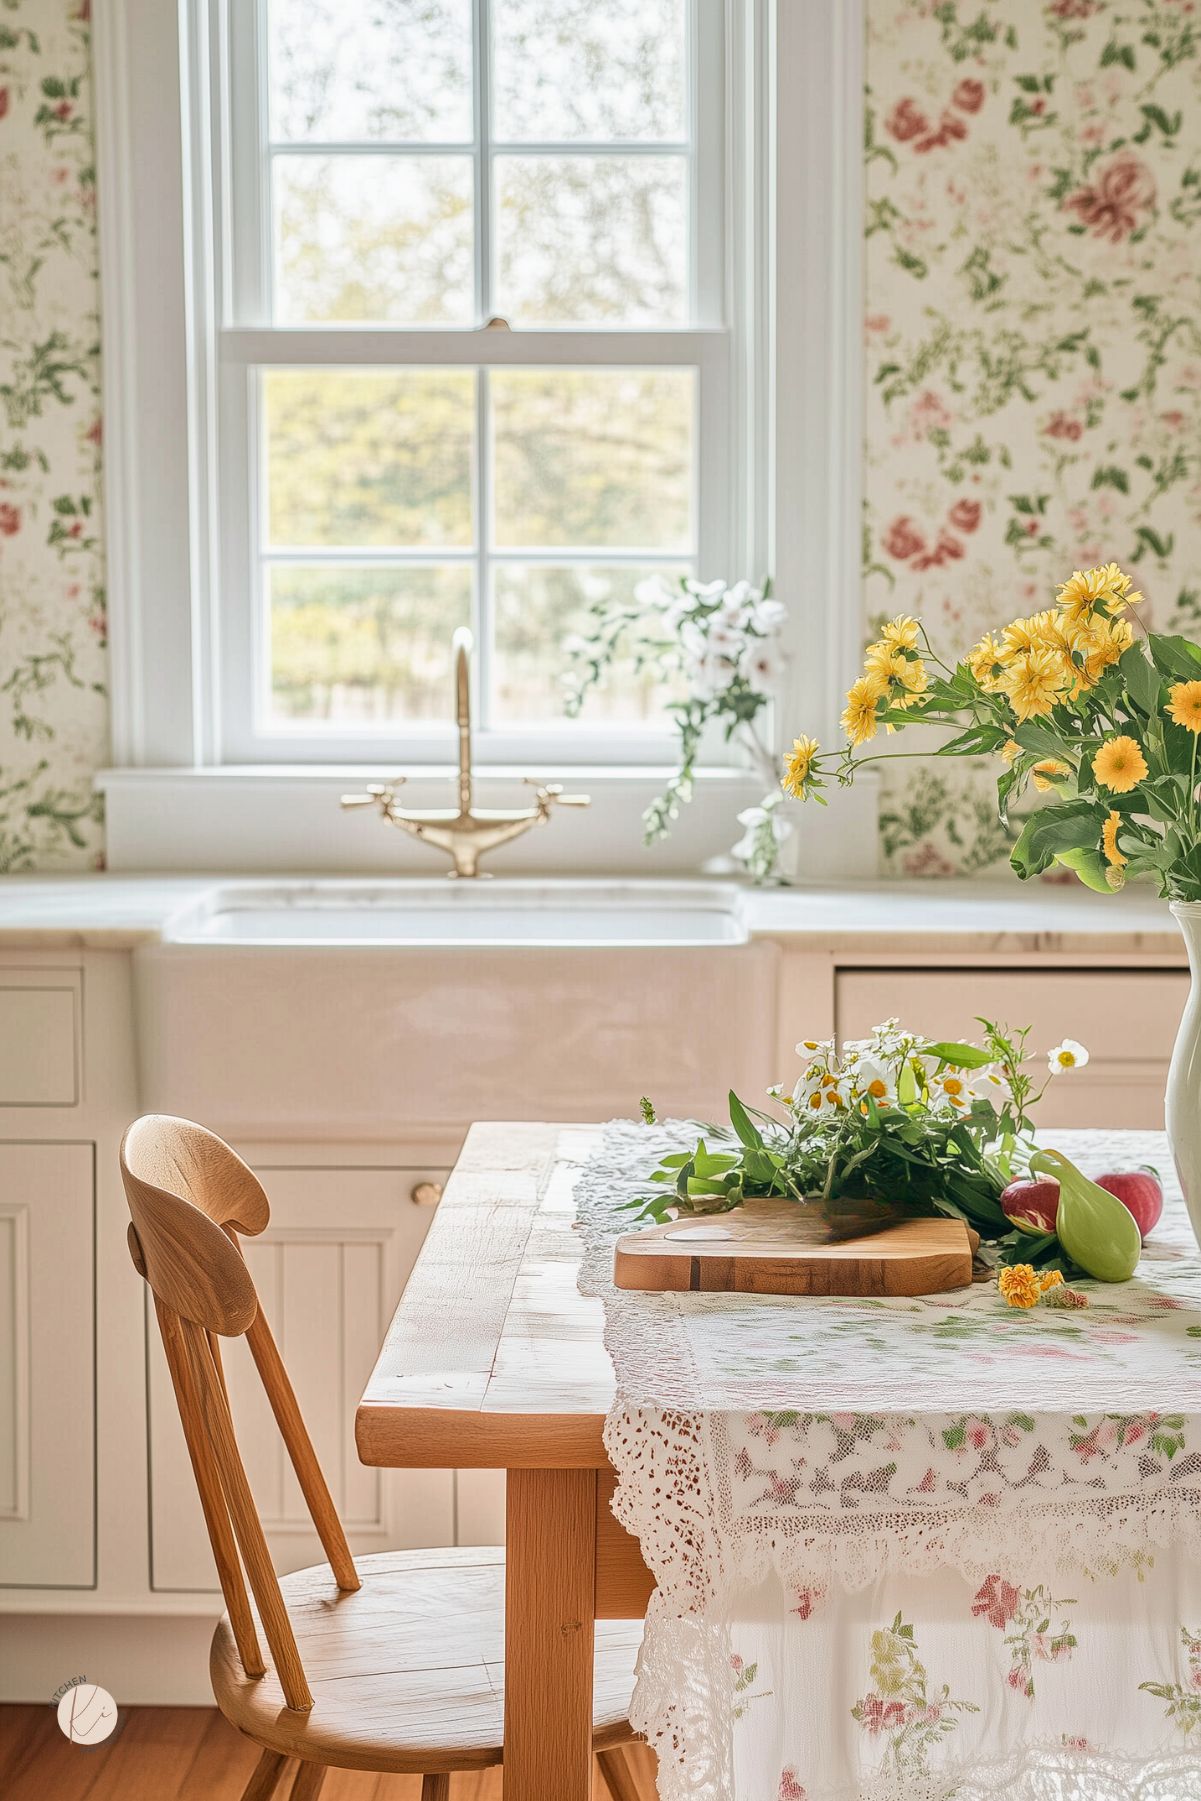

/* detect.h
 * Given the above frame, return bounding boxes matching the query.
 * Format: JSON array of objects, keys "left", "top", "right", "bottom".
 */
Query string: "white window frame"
[
  {"left": 218, "top": 0, "right": 729, "bottom": 765},
  {"left": 93, "top": 0, "right": 872, "bottom": 872}
]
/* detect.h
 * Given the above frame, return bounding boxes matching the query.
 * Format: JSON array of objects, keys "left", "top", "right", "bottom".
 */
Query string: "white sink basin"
[{"left": 163, "top": 879, "right": 748, "bottom": 948}]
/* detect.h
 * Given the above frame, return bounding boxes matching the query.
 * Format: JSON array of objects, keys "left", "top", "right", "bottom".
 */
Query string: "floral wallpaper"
[
  {"left": 864, "top": 0, "right": 1201, "bottom": 876},
  {"left": 2, "top": 2, "right": 1200, "bottom": 877},
  {"left": 0, "top": 0, "right": 105, "bottom": 872}
]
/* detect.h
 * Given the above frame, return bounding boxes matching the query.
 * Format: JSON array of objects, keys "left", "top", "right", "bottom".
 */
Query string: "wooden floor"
[{"left": 0, "top": 1705, "right": 659, "bottom": 1799}]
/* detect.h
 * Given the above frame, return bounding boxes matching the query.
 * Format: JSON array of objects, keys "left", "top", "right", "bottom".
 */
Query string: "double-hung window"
[{"left": 214, "top": 0, "right": 737, "bottom": 764}]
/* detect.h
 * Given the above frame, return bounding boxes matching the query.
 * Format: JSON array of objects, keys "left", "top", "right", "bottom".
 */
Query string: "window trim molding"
[{"left": 94, "top": 0, "right": 873, "bottom": 870}]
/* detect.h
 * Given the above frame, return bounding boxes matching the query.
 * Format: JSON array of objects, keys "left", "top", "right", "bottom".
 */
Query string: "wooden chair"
[{"left": 121, "top": 1114, "right": 649, "bottom": 1801}]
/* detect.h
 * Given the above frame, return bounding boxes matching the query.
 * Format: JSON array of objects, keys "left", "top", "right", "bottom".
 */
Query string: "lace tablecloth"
[{"left": 577, "top": 1123, "right": 1201, "bottom": 1801}]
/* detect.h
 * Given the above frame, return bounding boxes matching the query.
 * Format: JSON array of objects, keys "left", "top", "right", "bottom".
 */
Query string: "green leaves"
[
  {"left": 925, "top": 1041, "right": 993, "bottom": 1070},
  {"left": 1009, "top": 799, "right": 1103, "bottom": 879},
  {"left": 1119, "top": 642, "right": 1162, "bottom": 717},
  {"left": 1148, "top": 633, "right": 1201, "bottom": 683}
]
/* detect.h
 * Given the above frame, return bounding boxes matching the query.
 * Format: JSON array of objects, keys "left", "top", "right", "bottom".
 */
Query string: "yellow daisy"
[
  {"left": 1056, "top": 566, "right": 1113, "bottom": 624},
  {"left": 842, "top": 675, "right": 886, "bottom": 746},
  {"left": 1102, "top": 810, "right": 1127, "bottom": 869},
  {"left": 781, "top": 735, "right": 820, "bottom": 799},
  {"left": 1166, "top": 680, "right": 1201, "bottom": 734},
  {"left": 863, "top": 640, "right": 908, "bottom": 682},
  {"left": 999, "top": 614, "right": 1045, "bottom": 659},
  {"left": 1092, "top": 735, "right": 1149, "bottom": 793},
  {"left": 999, "top": 648, "right": 1067, "bottom": 722},
  {"left": 969, "top": 634, "right": 1004, "bottom": 690},
  {"left": 897, "top": 656, "right": 929, "bottom": 695},
  {"left": 1032, "top": 758, "right": 1071, "bottom": 791},
  {"left": 881, "top": 615, "right": 920, "bottom": 649},
  {"left": 999, "top": 739, "right": 1022, "bottom": 765}
]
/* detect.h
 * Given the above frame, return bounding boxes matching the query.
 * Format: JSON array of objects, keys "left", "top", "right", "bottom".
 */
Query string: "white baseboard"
[{"left": 0, "top": 1612, "right": 220, "bottom": 1707}]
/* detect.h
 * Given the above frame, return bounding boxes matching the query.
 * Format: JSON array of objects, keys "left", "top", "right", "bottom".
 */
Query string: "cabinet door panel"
[
  {"left": 148, "top": 1165, "right": 450, "bottom": 1589},
  {"left": 0, "top": 1142, "right": 94, "bottom": 1586},
  {"left": 835, "top": 968, "right": 1187, "bottom": 1129}
]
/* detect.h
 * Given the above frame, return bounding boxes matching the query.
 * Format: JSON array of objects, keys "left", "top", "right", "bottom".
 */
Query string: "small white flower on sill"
[{"left": 1048, "top": 1038, "right": 1090, "bottom": 1074}]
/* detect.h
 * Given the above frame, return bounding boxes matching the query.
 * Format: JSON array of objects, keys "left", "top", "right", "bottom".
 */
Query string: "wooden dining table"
[{"left": 356, "top": 1121, "right": 653, "bottom": 1801}]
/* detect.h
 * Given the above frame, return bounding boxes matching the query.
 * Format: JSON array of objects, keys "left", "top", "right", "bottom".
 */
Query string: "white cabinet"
[
  {"left": 0, "top": 1141, "right": 95, "bottom": 1587},
  {"left": 147, "top": 1163, "right": 451, "bottom": 1588},
  {"left": 835, "top": 967, "right": 1189, "bottom": 1129}
]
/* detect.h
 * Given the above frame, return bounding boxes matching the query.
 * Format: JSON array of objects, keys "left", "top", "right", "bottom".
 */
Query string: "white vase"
[{"left": 1166, "top": 901, "right": 1201, "bottom": 1251}]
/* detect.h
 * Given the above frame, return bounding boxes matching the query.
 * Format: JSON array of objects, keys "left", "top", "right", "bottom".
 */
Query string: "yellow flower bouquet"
[{"left": 782, "top": 562, "right": 1201, "bottom": 900}]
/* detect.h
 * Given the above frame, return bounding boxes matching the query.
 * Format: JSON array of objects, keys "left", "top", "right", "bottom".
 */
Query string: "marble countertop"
[{"left": 0, "top": 871, "right": 1183, "bottom": 954}]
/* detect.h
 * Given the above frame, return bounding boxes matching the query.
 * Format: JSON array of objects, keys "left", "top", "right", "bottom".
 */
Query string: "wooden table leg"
[{"left": 505, "top": 1467, "right": 597, "bottom": 1801}]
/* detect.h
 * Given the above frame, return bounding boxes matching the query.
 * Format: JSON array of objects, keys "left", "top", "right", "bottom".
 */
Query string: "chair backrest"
[{"left": 121, "top": 1115, "right": 360, "bottom": 1712}]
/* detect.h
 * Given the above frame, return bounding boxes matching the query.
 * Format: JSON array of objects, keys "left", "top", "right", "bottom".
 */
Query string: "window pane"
[
  {"left": 492, "top": 563, "right": 685, "bottom": 724},
  {"left": 491, "top": 369, "right": 694, "bottom": 551},
  {"left": 491, "top": 0, "right": 687, "bottom": 142},
  {"left": 273, "top": 155, "right": 473, "bottom": 325},
  {"left": 495, "top": 155, "right": 686, "bottom": 326},
  {"left": 267, "top": 563, "right": 471, "bottom": 724},
  {"left": 268, "top": 0, "right": 473, "bottom": 144},
  {"left": 263, "top": 370, "right": 475, "bottom": 548}
]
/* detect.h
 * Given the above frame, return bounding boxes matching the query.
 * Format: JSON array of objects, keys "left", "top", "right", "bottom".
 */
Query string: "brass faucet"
[{"left": 340, "top": 628, "right": 590, "bottom": 877}]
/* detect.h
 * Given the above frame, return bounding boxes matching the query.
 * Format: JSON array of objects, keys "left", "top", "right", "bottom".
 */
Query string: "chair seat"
[{"left": 211, "top": 1544, "right": 643, "bottom": 1775}]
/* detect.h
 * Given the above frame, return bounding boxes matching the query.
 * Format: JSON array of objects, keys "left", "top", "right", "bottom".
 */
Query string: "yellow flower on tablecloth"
[
  {"left": 998, "top": 1265, "right": 1042, "bottom": 1309},
  {"left": 1092, "top": 735, "right": 1149, "bottom": 794},
  {"left": 1102, "top": 811, "right": 1127, "bottom": 869},
  {"left": 842, "top": 674, "right": 886, "bottom": 746},
  {"left": 1166, "top": 680, "right": 1201, "bottom": 735},
  {"left": 782, "top": 735, "right": 820, "bottom": 800}
]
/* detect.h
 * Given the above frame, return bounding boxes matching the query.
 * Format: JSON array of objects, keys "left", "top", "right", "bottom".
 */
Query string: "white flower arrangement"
[{"left": 563, "top": 573, "right": 790, "bottom": 882}]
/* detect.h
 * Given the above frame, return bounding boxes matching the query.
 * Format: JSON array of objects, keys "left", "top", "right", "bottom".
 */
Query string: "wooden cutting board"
[{"left": 613, "top": 1196, "right": 976, "bottom": 1297}]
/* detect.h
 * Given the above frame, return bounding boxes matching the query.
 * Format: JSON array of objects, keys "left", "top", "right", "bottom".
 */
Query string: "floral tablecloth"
[{"left": 576, "top": 1124, "right": 1201, "bottom": 1801}]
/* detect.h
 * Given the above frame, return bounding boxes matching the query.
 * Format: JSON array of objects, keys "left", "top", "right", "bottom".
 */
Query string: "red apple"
[
  {"left": 1094, "top": 1168, "right": 1163, "bottom": 1241},
  {"left": 1001, "top": 1176, "right": 1060, "bottom": 1234}
]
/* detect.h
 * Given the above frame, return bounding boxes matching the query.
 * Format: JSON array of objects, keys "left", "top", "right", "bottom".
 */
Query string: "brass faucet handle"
[
  {"left": 526, "top": 779, "right": 591, "bottom": 809},
  {"left": 340, "top": 778, "right": 405, "bottom": 813}
]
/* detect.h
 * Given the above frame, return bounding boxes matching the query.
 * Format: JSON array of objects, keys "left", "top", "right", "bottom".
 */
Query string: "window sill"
[{"left": 97, "top": 765, "right": 880, "bottom": 878}]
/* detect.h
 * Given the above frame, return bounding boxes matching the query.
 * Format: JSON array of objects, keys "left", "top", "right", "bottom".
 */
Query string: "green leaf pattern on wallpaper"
[
  {"left": 0, "top": 0, "right": 105, "bottom": 872},
  {"left": 865, "top": 0, "right": 1201, "bottom": 876}
]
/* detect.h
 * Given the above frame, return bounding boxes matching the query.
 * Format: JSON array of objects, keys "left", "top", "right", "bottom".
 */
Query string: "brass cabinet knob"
[{"left": 410, "top": 1181, "right": 443, "bottom": 1207}]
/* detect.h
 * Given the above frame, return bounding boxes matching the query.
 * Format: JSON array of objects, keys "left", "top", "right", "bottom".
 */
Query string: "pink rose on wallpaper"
[
  {"left": 1065, "top": 154, "right": 1156, "bottom": 243},
  {"left": 0, "top": 503, "right": 21, "bottom": 536},
  {"left": 0, "top": 88, "right": 9, "bottom": 122},
  {"left": 903, "top": 843, "right": 956, "bottom": 877},
  {"left": 912, "top": 529, "right": 964, "bottom": 570},
  {"left": 916, "top": 110, "right": 969, "bottom": 153},
  {"left": 1045, "top": 411, "right": 1083, "bottom": 440},
  {"left": 882, "top": 515, "right": 926, "bottom": 561},
  {"left": 886, "top": 98, "right": 930, "bottom": 143},
  {"left": 948, "top": 498, "right": 981, "bottom": 533},
  {"left": 910, "top": 388, "right": 952, "bottom": 436},
  {"left": 952, "top": 78, "right": 985, "bottom": 114},
  {"left": 778, "top": 1769, "right": 808, "bottom": 1801},
  {"left": 1050, "top": 0, "right": 1098, "bottom": 17},
  {"left": 972, "top": 1574, "right": 1021, "bottom": 1629}
]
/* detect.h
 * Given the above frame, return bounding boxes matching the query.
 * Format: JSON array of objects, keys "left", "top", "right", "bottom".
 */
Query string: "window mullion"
[
  {"left": 476, "top": 369, "right": 493, "bottom": 731},
  {"left": 472, "top": 0, "right": 494, "bottom": 323}
]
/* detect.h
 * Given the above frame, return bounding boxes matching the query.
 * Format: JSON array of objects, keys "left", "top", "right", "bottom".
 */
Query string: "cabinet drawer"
[
  {"left": 0, "top": 972, "right": 81, "bottom": 1106},
  {"left": 835, "top": 968, "right": 1189, "bottom": 1130}
]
